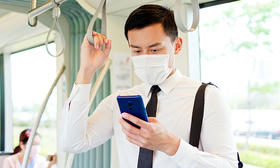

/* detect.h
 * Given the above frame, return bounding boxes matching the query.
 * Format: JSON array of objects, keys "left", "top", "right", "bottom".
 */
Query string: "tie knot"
[{"left": 150, "top": 85, "right": 161, "bottom": 94}]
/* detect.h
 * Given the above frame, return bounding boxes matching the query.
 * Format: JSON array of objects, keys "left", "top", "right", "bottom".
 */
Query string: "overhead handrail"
[
  {"left": 28, "top": 0, "right": 66, "bottom": 27},
  {"left": 45, "top": 5, "right": 66, "bottom": 57},
  {"left": 85, "top": 0, "right": 106, "bottom": 44},
  {"left": 28, "top": 0, "right": 66, "bottom": 57},
  {"left": 29, "top": 0, "right": 38, "bottom": 26}
]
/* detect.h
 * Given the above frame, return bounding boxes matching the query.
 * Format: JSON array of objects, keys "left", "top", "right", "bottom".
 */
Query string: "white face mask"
[
  {"left": 130, "top": 54, "right": 172, "bottom": 85},
  {"left": 29, "top": 145, "right": 41, "bottom": 158}
]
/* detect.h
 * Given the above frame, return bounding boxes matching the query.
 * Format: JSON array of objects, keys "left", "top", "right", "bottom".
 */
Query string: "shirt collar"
[{"left": 144, "top": 69, "right": 182, "bottom": 97}]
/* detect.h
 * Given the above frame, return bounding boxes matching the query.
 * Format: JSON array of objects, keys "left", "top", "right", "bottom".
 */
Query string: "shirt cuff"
[
  {"left": 169, "top": 138, "right": 196, "bottom": 165},
  {"left": 68, "top": 83, "right": 91, "bottom": 102}
]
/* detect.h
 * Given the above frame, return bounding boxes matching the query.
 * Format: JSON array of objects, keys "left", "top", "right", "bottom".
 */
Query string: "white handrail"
[
  {"left": 28, "top": 0, "right": 66, "bottom": 57},
  {"left": 85, "top": 0, "right": 106, "bottom": 45},
  {"left": 45, "top": 6, "right": 66, "bottom": 57},
  {"left": 28, "top": 0, "right": 66, "bottom": 26},
  {"left": 22, "top": 65, "right": 66, "bottom": 168}
]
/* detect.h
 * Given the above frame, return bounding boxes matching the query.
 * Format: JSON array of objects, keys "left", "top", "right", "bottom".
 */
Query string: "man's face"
[{"left": 127, "top": 23, "right": 182, "bottom": 68}]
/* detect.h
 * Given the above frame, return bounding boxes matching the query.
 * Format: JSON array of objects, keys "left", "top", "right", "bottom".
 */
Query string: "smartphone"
[{"left": 117, "top": 95, "right": 148, "bottom": 128}]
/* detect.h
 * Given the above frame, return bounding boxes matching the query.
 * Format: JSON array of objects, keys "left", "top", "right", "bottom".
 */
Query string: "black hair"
[
  {"left": 124, "top": 4, "right": 178, "bottom": 42},
  {"left": 13, "top": 129, "right": 40, "bottom": 155}
]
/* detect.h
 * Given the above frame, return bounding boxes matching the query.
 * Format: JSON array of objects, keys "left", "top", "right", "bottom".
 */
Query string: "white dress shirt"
[{"left": 61, "top": 70, "right": 238, "bottom": 168}]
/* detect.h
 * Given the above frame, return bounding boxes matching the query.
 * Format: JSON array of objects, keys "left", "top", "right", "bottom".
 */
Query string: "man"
[{"left": 62, "top": 4, "right": 238, "bottom": 168}]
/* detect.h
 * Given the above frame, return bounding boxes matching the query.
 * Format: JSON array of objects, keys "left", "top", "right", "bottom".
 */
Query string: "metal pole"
[
  {"left": 28, "top": 0, "right": 66, "bottom": 27},
  {"left": 29, "top": 0, "right": 38, "bottom": 26}
]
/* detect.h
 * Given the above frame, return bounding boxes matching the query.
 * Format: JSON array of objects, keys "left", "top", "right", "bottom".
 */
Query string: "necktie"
[{"left": 137, "top": 85, "right": 161, "bottom": 168}]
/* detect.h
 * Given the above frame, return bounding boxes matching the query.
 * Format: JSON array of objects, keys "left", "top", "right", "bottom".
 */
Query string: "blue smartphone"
[{"left": 117, "top": 95, "right": 148, "bottom": 128}]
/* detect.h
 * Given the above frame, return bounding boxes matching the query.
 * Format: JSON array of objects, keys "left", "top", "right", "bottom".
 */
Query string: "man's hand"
[
  {"left": 119, "top": 113, "right": 180, "bottom": 156},
  {"left": 76, "top": 32, "right": 112, "bottom": 84}
]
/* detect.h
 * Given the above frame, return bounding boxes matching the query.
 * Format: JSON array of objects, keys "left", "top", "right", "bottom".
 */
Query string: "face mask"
[
  {"left": 131, "top": 54, "right": 172, "bottom": 85},
  {"left": 29, "top": 145, "right": 41, "bottom": 158}
]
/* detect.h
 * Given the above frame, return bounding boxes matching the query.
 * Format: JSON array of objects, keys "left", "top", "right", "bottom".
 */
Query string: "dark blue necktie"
[{"left": 137, "top": 85, "right": 161, "bottom": 168}]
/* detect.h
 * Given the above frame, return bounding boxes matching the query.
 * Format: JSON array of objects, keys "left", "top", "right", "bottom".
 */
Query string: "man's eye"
[
  {"left": 151, "top": 49, "right": 159, "bottom": 53},
  {"left": 134, "top": 50, "right": 141, "bottom": 53}
]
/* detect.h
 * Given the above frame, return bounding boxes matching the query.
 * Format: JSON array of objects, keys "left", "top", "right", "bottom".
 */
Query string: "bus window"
[
  {"left": 10, "top": 43, "right": 57, "bottom": 157},
  {"left": 199, "top": 0, "right": 280, "bottom": 167}
]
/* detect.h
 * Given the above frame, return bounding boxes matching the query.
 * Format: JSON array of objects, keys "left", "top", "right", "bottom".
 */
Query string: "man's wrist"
[
  {"left": 75, "top": 68, "right": 96, "bottom": 84},
  {"left": 163, "top": 134, "right": 180, "bottom": 156}
]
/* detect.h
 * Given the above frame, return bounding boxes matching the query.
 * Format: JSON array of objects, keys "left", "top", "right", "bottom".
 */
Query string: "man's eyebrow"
[
  {"left": 130, "top": 42, "right": 162, "bottom": 48},
  {"left": 148, "top": 42, "right": 162, "bottom": 48},
  {"left": 130, "top": 44, "right": 141, "bottom": 48}
]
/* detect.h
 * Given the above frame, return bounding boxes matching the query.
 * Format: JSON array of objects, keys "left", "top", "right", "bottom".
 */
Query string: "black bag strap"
[
  {"left": 237, "top": 152, "right": 243, "bottom": 168},
  {"left": 189, "top": 83, "right": 208, "bottom": 147},
  {"left": 189, "top": 83, "right": 243, "bottom": 168}
]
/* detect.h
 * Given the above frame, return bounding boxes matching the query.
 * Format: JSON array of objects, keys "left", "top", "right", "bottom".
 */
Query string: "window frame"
[
  {"left": 0, "top": 53, "right": 5, "bottom": 151},
  {"left": 199, "top": 0, "right": 239, "bottom": 9},
  {"left": 0, "top": 42, "right": 55, "bottom": 153}
]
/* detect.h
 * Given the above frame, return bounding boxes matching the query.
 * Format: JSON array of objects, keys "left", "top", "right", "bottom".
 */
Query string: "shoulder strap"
[
  {"left": 189, "top": 83, "right": 243, "bottom": 168},
  {"left": 237, "top": 152, "right": 243, "bottom": 168},
  {"left": 189, "top": 83, "right": 208, "bottom": 147}
]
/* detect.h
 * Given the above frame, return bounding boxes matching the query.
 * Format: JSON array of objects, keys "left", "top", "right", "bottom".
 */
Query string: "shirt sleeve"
[
  {"left": 170, "top": 85, "right": 238, "bottom": 168},
  {"left": 61, "top": 83, "right": 114, "bottom": 153}
]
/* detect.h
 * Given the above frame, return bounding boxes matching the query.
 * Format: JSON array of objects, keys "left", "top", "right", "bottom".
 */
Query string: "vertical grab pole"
[
  {"left": 65, "top": 0, "right": 108, "bottom": 167},
  {"left": 22, "top": 65, "right": 66, "bottom": 168},
  {"left": 65, "top": 59, "right": 111, "bottom": 168},
  {"left": 29, "top": 0, "right": 38, "bottom": 26}
]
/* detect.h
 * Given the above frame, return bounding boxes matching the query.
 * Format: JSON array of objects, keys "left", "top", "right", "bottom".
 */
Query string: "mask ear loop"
[{"left": 45, "top": 5, "right": 66, "bottom": 57}]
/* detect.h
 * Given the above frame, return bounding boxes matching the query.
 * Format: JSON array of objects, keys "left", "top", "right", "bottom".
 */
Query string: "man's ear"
[{"left": 174, "top": 37, "right": 183, "bottom": 55}]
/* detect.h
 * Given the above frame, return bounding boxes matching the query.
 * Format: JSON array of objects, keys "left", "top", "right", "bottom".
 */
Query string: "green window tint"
[{"left": 0, "top": 53, "right": 5, "bottom": 151}]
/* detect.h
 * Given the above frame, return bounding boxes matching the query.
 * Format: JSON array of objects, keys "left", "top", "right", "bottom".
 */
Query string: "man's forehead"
[
  {"left": 127, "top": 23, "right": 171, "bottom": 48},
  {"left": 130, "top": 42, "right": 163, "bottom": 48}
]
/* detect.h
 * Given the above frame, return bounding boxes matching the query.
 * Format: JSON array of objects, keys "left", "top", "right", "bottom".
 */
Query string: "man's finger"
[
  {"left": 126, "top": 132, "right": 147, "bottom": 147},
  {"left": 148, "top": 117, "right": 158, "bottom": 123},
  {"left": 126, "top": 135, "right": 143, "bottom": 147},
  {"left": 92, "top": 32, "right": 103, "bottom": 49},
  {"left": 122, "top": 113, "right": 150, "bottom": 130},
  {"left": 97, "top": 35, "right": 104, "bottom": 49},
  {"left": 104, "top": 40, "right": 111, "bottom": 56},
  {"left": 99, "top": 33, "right": 106, "bottom": 39},
  {"left": 92, "top": 31, "right": 98, "bottom": 36},
  {"left": 119, "top": 124, "right": 147, "bottom": 148},
  {"left": 93, "top": 35, "right": 99, "bottom": 49},
  {"left": 119, "top": 117, "right": 141, "bottom": 135}
]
